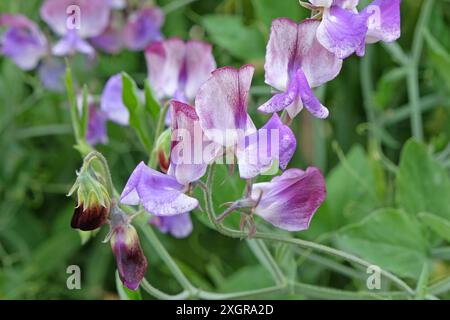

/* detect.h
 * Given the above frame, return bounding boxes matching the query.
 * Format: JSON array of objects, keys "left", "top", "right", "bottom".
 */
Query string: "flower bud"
[
  {"left": 109, "top": 208, "right": 148, "bottom": 290},
  {"left": 155, "top": 128, "right": 171, "bottom": 173},
  {"left": 68, "top": 170, "right": 111, "bottom": 231}
]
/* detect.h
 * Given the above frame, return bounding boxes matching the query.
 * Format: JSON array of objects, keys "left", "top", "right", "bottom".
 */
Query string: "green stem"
[
  {"left": 407, "top": 66, "right": 423, "bottom": 141},
  {"left": 202, "top": 165, "right": 415, "bottom": 296},
  {"left": 246, "top": 239, "right": 286, "bottom": 285},
  {"left": 138, "top": 222, "right": 197, "bottom": 295},
  {"left": 429, "top": 277, "right": 450, "bottom": 296},
  {"left": 141, "top": 279, "right": 190, "bottom": 300}
]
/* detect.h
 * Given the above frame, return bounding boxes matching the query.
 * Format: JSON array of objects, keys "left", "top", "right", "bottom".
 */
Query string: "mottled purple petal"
[
  {"left": 0, "top": 14, "right": 47, "bottom": 70},
  {"left": 150, "top": 213, "right": 193, "bottom": 238},
  {"left": 145, "top": 38, "right": 185, "bottom": 99},
  {"left": 251, "top": 167, "right": 326, "bottom": 231},
  {"left": 184, "top": 40, "right": 216, "bottom": 101},
  {"left": 52, "top": 30, "right": 96, "bottom": 58},
  {"left": 40, "top": 0, "right": 110, "bottom": 38},
  {"left": 123, "top": 7, "right": 164, "bottom": 51},
  {"left": 120, "top": 162, "right": 199, "bottom": 216},
  {"left": 295, "top": 69, "right": 329, "bottom": 119},
  {"left": 100, "top": 74, "right": 129, "bottom": 125},
  {"left": 364, "top": 0, "right": 401, "bottom": 44},
  {"left": 317, "top": 5, "right": 369, "bottom": 59},
  {"left": 111, "top": 224, "right": 147, "bottom": 290},
  {"left": 90, "top": 24, "right": 123, "bottom": 54},
  {"left": 168, "top": 101, "right": 208, "bottom": 185},
  {"left": 195, "top": 65, "right": 254, "bottom": 147}
]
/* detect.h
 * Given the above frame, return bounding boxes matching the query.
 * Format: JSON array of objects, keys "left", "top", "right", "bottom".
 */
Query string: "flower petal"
[
  {"left": 183, "top": 40, "right": 216, "bottom": 101},
  {"left": 316, "top": 5, "right": 368, "bottom": 59},
  {"left": 145, "top": 38, "right": 186, "bottom": 99},
  {"left": 52, "top": 30, "right": 96, "bottom": 58},
  {"left": 90, "top": 24, "right": 123, "bottom": 54},
  {"left": 196, "top": 65, "right": 254, "bottom": 147},
  {"left": 123, "top": 7, "right": 164, "bottom": 51},
  {"left": 101, "top": 74, "right": 129, "bottom": 125},
  {"left": 251, "top": 167, "right": 326, "bottom": 231},
  {"left": 40, "top": 0, "right": 110, "bottom": 38},
  {"left": 150, "top": 213, "right": 193, "bottom": 239},
  {"left": 309, "top": 0, "right": 333, "bottom": 7},
  {"left": 86, "top": 105, "right": 108, "bottom": 146},
  {"left": 364, "top": 0, "right": 401, "bottom": 44},
  {"left": 295, "top": 69, "right": 329, "bottom": 119},
  {"left": 38, "top": 58, "right": 66, "bottom": 91}
]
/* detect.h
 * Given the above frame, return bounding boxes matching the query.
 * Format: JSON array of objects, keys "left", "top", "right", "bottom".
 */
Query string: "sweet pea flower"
[
  {"left": 40, "top": 0, "right": 111, "bottom": 57},
  {"left": 196, "top": 65, "right": 296, "bottom": 178},
  {"left": 100, "top": 73, "right": 129, "bottom": 125},
  {"left": 77, "top": 96, "right": 108, "bottom": 146},
  {"left": 123, "top": 7, "right": 164, "bottom": 51},
  {"left": 120, "top": 162, "right": 199, "bottom": 216},
  {"left": 259, "top": 18, "right": 342, "bottom": 119},
  {"left": 109, "top": 207, "right": 147, "bottom": 290},
  {"left": 307, "top": 0, "right": 401, "bottom": 58},
  {"left": 90, "top": 22, "right": 123, "bottom": 54},
  {"left": 145, "top": 39, "right": 216, "bottom": 104},
  {"left": 249, "top": 167, "right": 326, "bottom": 231},
  {"left": 0, "top": 14, "right": 48, "bottom": 70},
  {"left": 150, "top": 213, "right": 193, "bottom": 239}
]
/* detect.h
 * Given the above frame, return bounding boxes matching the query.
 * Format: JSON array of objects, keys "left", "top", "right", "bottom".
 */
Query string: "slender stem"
[
  {"left": 141, "top": 279, "right": 190, "bottom": 300},
  {"left": 202, "top": 165, "right": 415, "bottom": 296},
  {"left": 415, "top": 262, "right": 429, "bottom": 300},
  {"left": 429, "top": 277, "right": 450, "bottom": 296},
  {"left": 246, "top": 239, "right": 286, "bottom": 285},
  {"left": 138, "top": 222, "right": 197, "bottom": 294},
  {"left": 407, "top": 66, "right": 423, "bottom": 141},
  {"left": 411, "top": 0, "right": 435, "bottom": 65},
  {"left": 148, "top": 102, "right": 170, "bottom": 168},
  {"left": 197, "top": 285, "right": 286, "bottom": 300}
]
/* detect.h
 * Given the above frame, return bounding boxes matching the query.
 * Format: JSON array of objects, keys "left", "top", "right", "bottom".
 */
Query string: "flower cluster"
[{"left": 62, "top": 0, "right": 401, "bottom": 290}]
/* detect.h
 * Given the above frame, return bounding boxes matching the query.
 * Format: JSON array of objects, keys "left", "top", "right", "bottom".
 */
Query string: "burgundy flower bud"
[
  {"left": 109, "top": 208, "right": 148, "bottom": 290},
  {"left": 68, "top": 170, "right": 111, "bottom": 231}
]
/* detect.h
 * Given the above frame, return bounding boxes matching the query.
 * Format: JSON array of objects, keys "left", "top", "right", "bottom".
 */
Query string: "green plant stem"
[
  {"left": 246, "top": 239, "right": 286, "bottom": 285},
  {"left": 429, "top": 277, "right": 450, "bottom": 296},
  {"left": 141, "top": 279, "right": 190, "bottom": 300},
  {"left": 82, "top": 151, "right": 115, "bottom": 198},
  {"left": 202, "top": 165, "right": 415, "bottom": 296},
  {"left": 148, "top": 102, "right": 170, "bottom": 168}
]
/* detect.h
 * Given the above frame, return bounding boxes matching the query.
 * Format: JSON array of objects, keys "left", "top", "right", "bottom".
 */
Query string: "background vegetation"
[{"left": 0, "top": 0, "right": 449, "bottom": 299}]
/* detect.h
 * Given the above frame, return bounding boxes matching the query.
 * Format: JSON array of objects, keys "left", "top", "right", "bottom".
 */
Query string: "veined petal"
[
  {"left": 364, "top": 0, "right": 401, "bottom": 44},
  {"left": 120, "top": 162, "right": 199, "bottom": 216},
  {"left": 40, "top": 0, "right": 110, "bottom": 38},
  {"left": 184, "top": 40, "right": 217, "bottom": 101},
  {"left": 150, "top": 213, "right": 193, "bottom": 239},
  {"left": 145, "top": 38, "right": 186, "bottom": 99},
  {"left": 251, "top": 167, "right": 326, "bottom": 231},
  {"left": 123, "top": 7, "right": 164, "bottom": 51},
  {"left": 196, "top": 65, "right": 254, "bottom": 147},
  {"left": 168, "top": 100, "right": 208, "bottom": 185},
  {"left": 317, "top": 5, "right": 368, "bottom": 59},
  {"left": 0, "top": 14, "right": 47, "bottom": 70},
  {"left": 295, "top": 69, "right": 329, "bottom": 119},
  {"left": 333, "top": 0, "right": 360, "bottom": 11},
  {"left": 101, "top": 74, "right": 129, "bottom": 125}
]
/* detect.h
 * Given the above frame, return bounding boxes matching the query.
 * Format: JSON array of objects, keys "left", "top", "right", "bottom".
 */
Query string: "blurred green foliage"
[{"left": 0, "top": 0, "right": 449, "bottom": 299}]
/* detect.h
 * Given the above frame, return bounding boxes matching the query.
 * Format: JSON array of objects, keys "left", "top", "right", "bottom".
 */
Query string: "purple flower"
[
  {"left": 109, "top": 208, "right": 147, "bottom": 290},
  {"left": 0, "top": 14, "right": 48, "bottom": 70},
  {"left": 308, "top": 0, "right": 401, "bottom": 58},
  {"left": 38, "top": 58, "right": 65, "bottom": 92},
  {"left": 40, "top": 0, "right": 111, "bottom": 57},
  {"left": 150, "top": 213, "right": 193, "bottom": 239},
  {"left": 123, "top": 7, "right": 164, "bottom": 51},
  {"left": 90, "top": 23, "right": 123, "bottom": 54},
  {"left": 120, "top": 162, "right": 199, "bottom": 216},
  {"left": 146, "top": 39, "right": 216, "bottom": 104},
  {"left": 259, "top": 18, "right": 342, "bottom": 119},
  {"left": 77, "top": 96, "right": 108, "bottom": 146},
  {"left": 100, "top": 74, "right": 129, "bottom": 125},
  {"left": 250, "top": 167, "right": 326, "bottom": 231},
  {"left": 168, "top": 100, "right": 221, "bottom": 185},
  {"left": 108, "top": 0, "right": 126, "bottom": 9}
]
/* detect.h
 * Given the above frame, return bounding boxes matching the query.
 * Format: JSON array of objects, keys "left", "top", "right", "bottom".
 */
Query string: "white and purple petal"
[
  {"left": 251, "top": 167, "right": 326, "bottom": 231},
  {"left": 150, "top": 213, "right": 193, "bottom": 239},
  {"left": 363, "top": 0, "right": 401, "bottom": 44}
]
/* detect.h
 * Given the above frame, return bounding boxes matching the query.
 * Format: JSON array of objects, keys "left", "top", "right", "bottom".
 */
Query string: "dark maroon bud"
[{"left": 71, "top": 203, "right": 109, "bottom": 231}]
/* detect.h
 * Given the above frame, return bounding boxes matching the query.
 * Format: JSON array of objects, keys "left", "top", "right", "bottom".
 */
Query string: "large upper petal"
[
  {"left": 100, "top": 74, "right": 129, "bottom": 125},
  {"left": 251, "top": 167, "right": 326, "bottom": 231},
  {"left": 363, "top": 0, "right": 401, "bottom": 44},
  {"left": 195, "top": 65, "right": 254, "bottom": 147},
  {"left": 183, "top": 40, "right": 217, "bottom": 101},
  {"left": 123, "top": 7, "right": 164, "bottom": 51},
  {"left": 316, "top": 5, "right": 369, "bottom": 59},
  {"left": 40, "top": 0, "right": 110, "bottom": 38},
  {"left": 145, "top": 38, "right": 186, "bottom": 99}
]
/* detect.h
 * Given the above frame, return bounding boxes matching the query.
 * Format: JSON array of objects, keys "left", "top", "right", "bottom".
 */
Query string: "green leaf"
[
  {"left": 202, "top": 15, "right": 265, "bottom": 61},
  {"left": 251, "top": 0, "right": 306, "bottom": 28},
  {"left": 121, "top": 72, "right": 153, "bottom": 151},
  {"left": 419, "top": 212, "right": 450, "bottom": 242},
  {"left": 396, "top": 139, "right": 450, "bottom": 219},
  {"left": 115, "top": 270, "right": 142, "bottom": 300},
  {"left": 336, "top": 208, "right": 428, "bottom": 279},
  {"left": 144, "top": 79, "right": 161, "bottom": 120}
]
